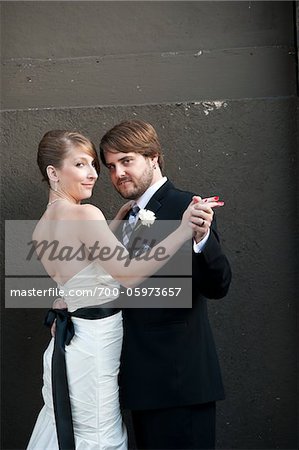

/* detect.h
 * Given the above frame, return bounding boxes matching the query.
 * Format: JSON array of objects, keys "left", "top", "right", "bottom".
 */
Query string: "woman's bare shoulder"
[{"left": 75, "top": 203, "right": 106, "bottom": 220}]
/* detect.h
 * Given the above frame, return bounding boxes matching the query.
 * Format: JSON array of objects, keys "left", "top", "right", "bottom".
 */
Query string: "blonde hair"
[{"left": 37, "top": 130, "right": 100, "bottom": 185}]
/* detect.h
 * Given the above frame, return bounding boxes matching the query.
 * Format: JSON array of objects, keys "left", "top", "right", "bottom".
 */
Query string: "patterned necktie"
[{"left": 122, "top": 204, "right": 140, "bottom": 247}]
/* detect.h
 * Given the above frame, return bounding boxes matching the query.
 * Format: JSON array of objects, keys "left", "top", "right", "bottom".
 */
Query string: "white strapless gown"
[{"left": 27, "top": 262, "right": 128, "bottom": 450}]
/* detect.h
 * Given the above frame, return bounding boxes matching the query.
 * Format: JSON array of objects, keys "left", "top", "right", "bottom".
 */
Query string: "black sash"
[{"left": 44, "top": 307, "right": 120, "bottom": 450}]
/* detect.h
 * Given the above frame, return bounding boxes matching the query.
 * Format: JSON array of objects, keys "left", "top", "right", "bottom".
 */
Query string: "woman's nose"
[{"left": 88, "top": 165, "right": 98, "bottom": 179}]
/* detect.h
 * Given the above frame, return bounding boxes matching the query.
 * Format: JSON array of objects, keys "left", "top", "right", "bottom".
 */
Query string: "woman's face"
[{"left": 55, "top": 145, "right": 98, "bottom": 202}]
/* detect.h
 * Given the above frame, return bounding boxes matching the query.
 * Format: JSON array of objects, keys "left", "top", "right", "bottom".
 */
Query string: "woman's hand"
[
  {"left": 180, "top": 196, "right": 225, "bottom": 243},
  {"left": 191, "top": 195, "right": 224, "bottom": 243}
]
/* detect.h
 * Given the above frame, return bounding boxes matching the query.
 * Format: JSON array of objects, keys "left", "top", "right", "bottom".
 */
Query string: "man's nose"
[{"left": 114, "top": 165, "right": 126, "bottom": 178}]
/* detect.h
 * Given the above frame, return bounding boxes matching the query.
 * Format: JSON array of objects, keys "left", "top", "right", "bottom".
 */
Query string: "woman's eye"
[
  {"left": 92, "top": 161, "right": 96, "bottom": 167},
  {"left": 123, "top": 159, "right": 131, "bottom": 165},
  {"left": 76, "top": 162, "right": 84, "bottom": 167}
]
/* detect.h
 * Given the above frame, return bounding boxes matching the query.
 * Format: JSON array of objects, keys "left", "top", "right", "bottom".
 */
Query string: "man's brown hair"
[{"left": 100, "top": 120, "right": 165, "bottom": 172}]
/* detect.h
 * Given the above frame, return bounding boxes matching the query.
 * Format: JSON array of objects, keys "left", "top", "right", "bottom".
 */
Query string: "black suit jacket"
[{"left": 119, "top": 180, "right": 232, "bottom": 410}]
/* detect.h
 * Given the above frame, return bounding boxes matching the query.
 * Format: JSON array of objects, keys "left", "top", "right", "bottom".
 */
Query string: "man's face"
[{"left": 104, "top": 151, "right": 156, "bottom": 200}]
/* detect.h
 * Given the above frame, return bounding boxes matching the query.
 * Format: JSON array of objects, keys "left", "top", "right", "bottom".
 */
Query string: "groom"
[{"left": 99, "top": 120, "right": 232, "bottom": 449}]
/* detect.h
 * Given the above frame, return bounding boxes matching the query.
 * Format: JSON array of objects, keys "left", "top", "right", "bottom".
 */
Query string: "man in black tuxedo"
[{"left": 99, "top": 120, "right": 232, "bottom": 450}]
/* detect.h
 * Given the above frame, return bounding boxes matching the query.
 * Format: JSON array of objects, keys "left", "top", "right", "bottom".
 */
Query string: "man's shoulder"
[
  {"left": 165, "top": 184, "right": 196, "bottom": 205},
  {"left": 154, "top": 183, "right": 197, "bottom": 219}
]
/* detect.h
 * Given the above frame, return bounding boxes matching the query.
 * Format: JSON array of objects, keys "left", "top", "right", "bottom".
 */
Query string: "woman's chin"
[{"left": 81, "top": 192, "right": 93, "bottom": 201}]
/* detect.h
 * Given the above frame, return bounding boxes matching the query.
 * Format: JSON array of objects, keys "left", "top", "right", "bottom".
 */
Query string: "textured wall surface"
[
  {"left": 1, "top": 1, "right": 295, "bottom": 109},
  {"left": 1, "top": 2, "right": 297, "bottom": 449}
]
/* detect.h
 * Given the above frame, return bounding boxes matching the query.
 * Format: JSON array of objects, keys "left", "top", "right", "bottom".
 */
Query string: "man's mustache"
[{"left": 117, "top": 178, "right": 132, "bottom": 186}]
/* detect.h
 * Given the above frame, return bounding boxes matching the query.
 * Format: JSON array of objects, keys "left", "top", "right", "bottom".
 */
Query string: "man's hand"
[
  {"left": 51, "top": 298, "right": 68, "bottom": 338},
  {"left": 114, "top": 200, "right": 135, "bottom": 220},
  {"left": 190, "top": 196, "right": 224, "bottom": 244},
  {"left": 109, "top": 200, "right": 135, "bottom": 233}
]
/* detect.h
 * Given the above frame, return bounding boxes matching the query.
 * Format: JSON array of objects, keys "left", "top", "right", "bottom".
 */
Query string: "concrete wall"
[
  {"left": 1, "top": 2, "right": 297, "bottom": 449},
  {"left": 1, "top": 1, "right": 295, "bottom": 108}
]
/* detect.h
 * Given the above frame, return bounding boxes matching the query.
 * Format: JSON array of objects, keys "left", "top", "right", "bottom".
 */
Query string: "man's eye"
[{"left": 123, "top": 159, "right": 131, "bottom": 165}]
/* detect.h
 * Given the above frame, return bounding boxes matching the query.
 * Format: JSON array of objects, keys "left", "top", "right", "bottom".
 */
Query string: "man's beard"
[{"left": 115, "top": 164, "right": 154, "bottom": 200}]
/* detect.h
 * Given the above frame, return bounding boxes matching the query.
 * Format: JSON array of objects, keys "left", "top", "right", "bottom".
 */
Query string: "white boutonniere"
[{"left": 138, "top": 209, "right": 156, "bottom": 227}]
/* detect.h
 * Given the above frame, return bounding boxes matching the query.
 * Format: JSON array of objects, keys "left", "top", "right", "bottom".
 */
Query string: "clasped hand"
[{"left": 183, "top": 196, "right": 224, "bottom": 243}]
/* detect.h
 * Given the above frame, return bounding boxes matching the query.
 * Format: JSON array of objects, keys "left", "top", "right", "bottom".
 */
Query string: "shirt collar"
[{"left": 136, "top": 177, "right": 167, "bottom": 210}]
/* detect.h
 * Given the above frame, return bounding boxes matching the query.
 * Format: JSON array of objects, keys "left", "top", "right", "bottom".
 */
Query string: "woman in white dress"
[{"left": 27, "top": 130, "right": 201, "bottom": 450}]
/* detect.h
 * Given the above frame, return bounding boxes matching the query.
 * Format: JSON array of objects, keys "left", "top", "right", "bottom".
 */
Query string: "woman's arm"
[{"left": 76, "top": 199, "right": 199, "bottom": 287}]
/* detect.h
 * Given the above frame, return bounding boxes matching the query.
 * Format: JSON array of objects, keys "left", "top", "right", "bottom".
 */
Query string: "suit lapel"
[
  {"left": 127, "top": 180, "right": 175, "bottom": 249},
  {"left": 144, "top": 180, "right": 174, "bottom": 215}
]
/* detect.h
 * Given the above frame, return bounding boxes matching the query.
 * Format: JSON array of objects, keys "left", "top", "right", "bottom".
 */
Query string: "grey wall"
[
  {"left": 1, "top": 2, "right": 297, "bottom": 449},
  {"left": 1, "top": 1, "right": 295, "bottom": 108}
]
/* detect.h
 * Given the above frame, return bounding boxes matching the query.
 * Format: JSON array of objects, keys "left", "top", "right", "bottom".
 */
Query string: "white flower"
[{"left": 138, "top": 209, "right": 156, "bottom": 227}]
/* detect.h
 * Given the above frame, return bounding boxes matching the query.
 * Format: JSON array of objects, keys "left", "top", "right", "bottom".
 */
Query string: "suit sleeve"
[{"left": 192, "top": 215, "right": 232, "bottom": 299}]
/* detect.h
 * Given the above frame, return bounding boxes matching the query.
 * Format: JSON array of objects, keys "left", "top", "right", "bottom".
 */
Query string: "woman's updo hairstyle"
[{"left": 37, "top": 130, "right": 100, "bottom": 186}]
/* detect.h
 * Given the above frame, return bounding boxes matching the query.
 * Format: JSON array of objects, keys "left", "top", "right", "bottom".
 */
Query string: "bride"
[{"left": 27, "top": 130, "right": 202, "bottom": 450}]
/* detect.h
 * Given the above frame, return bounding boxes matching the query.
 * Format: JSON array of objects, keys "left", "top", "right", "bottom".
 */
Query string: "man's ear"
[{"left": 151, "top": 154, "right": 159, "bottom": 169}]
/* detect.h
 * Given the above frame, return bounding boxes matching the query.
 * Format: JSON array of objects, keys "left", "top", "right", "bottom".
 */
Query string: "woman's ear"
[{"left": 46, "top": 165, "right": 59, "bottom": 182}]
